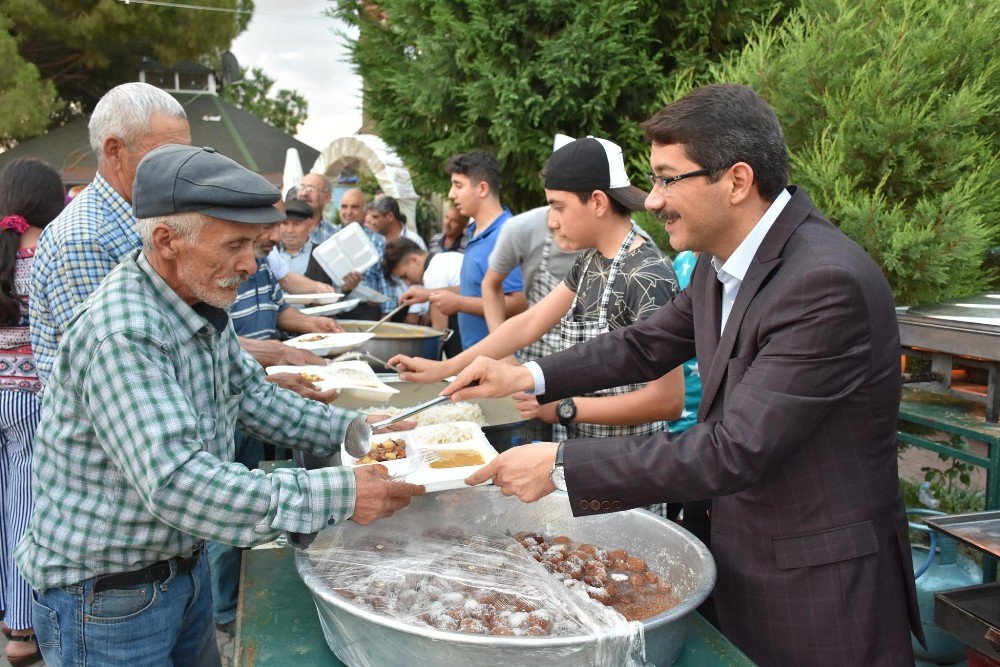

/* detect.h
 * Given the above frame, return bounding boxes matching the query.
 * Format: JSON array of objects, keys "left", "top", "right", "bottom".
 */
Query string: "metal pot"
[
  {"left": 335, "top": 320, "right": 453, "bottom": 370},
  {"left": 295, "top": 487, "right": 716, "bottom": 666}
]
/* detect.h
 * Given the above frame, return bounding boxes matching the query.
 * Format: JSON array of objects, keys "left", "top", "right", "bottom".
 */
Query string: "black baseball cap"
[
  {"left": 283, "top": 197, "right": 312, "bottom": 220},
  {"left": 543, "top": 136, "right": 649, "bottom": 212},
  {"left": 133, "top": 145, "right": 284, "bottom": 224}
]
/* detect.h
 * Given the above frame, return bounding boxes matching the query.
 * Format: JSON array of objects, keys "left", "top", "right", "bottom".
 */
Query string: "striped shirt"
[
  {"left": 29, "top": 174, "right": 140, "bottom": 384},
  {"left": 231, "top": 259, "right": 288, "bottom": 340},
  {"left": 17, "top": 249, "right": 359, "bottom": 590}
]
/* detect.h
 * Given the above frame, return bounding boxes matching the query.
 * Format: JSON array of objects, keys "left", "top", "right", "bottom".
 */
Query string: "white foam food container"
[
  {"left": 313, "top": 223, "right": 380, "bottom": 287},
  {"left": 266, "top": 360, "right": 400, "bottom": 401},
  {"left": 301, "top": 298, "right": 362, "bottom": 317},
  {"left": 341, "top": 421, "right": 498, "bottom": 492},
  {"left": 282, "top": 332, "right": 373, "bottom": 357},
  {"left": 283, "top": 292, "right": 344, "bottom": 305}
]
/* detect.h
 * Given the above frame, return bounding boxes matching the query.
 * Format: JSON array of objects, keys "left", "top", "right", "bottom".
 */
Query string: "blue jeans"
[
  {"left": 207, "top": 430, "right": 264, "bottom": 625},
  {"left": 31, "top": 556, "right": 220, "bottom": 666}
]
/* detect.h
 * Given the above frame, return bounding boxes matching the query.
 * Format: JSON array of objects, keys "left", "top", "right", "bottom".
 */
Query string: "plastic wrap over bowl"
[{"left": 295, "top": 487, "right": 715, "bottom": 666}]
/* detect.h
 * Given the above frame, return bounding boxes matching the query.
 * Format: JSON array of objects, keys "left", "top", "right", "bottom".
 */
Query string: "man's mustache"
[{"left": 217, "top": 274, "right": 249, "bottom": 288}]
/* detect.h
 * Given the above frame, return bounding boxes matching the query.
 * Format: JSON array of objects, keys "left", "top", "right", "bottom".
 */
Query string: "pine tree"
[
  {"left": 333, "top": 0, "right": 789, "bottom": 216},
  {"left": 711, "top": 0, "right": 999, "bottom": 304}
]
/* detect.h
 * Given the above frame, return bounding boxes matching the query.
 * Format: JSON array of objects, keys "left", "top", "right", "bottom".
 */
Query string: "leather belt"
[{"left": 93, "top": 546, "right": 202, "bottom": 593}]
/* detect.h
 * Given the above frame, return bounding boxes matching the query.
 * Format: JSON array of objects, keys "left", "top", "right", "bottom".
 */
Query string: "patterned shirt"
[
  {"left": 357, "top": 226, "right": 397, "bottom": 314},
  {"left": 230, "top": 259, "right": 288, "bottom": 340},
  {"left": 17, "top": 250, "right": 359, "bottom": 590},
  {"left": 0, "top": 248, "right": 41, "bottom": 393},
  {"left": 563, "top": 241, "right": 677, "bottom": 328},
  {"left": 29, "top": 174, "right": 140, "bottom": 384},
  {"left": 428, "top": 231, "right": 468, "bottom": 254},
  {"left": 310, "top": 218, "right": 341, "bottom": 245}
]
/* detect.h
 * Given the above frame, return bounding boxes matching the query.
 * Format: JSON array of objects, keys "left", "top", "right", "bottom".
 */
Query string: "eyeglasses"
[
  {"left": 298, "top": 183, "right": 327, "bottom": 195},
  {"left": 647, "top": 166, "right": 726, "bottom": 192}
]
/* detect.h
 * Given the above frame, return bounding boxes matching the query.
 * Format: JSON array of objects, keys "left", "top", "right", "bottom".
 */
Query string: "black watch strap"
[
  {"left": 555, "top": 440, "right": 566, "bottom": 466},
  {"left": 557, "top": 397, "right": 577, "bottom": 426}
]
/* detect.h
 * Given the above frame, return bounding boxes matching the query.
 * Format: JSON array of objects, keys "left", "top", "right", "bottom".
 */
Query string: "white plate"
[
  {"left": 284, "top": 292, "right": 344, "bottom": 305},
  {"left": 340, "top": 421, "right": 498, "bottom": 493},
  {"left": 283, "top": 332, "right": 373, "bottom": 356},
  {"left": 266, "top": 360, "right": 400, "bottom": 401},
  {"left": 301, "top": 298, "right": 362, "bottom": 317}
]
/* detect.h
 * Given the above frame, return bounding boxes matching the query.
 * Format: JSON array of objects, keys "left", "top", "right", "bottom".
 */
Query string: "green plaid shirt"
[{"left": 17, "top": 250, "right": 359, "bottom": 590}]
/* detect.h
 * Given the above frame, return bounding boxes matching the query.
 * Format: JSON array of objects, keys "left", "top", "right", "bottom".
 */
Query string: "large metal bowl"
[
  {"left": 335, "top": 320, "right": 453, "bottom": 369},
  {"left": 295, "top": 487, "right": 716, "bottom": 666}
]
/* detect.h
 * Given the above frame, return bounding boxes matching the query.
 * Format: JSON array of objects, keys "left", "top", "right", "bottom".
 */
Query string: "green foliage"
[
  {"left": 0, "top": 15, "right": 62, "bottom": 147},
  {"left": 0, "top": 0, "right": 252, "bottom": 141},
  {"left": 710, "top": 0, "right": 1000, "bottom": 305},
  {"left": 921, "top": 435, "right": 978, "bottom": 498},
  {"left": 900, "top": 476, "right": 984, "bottom": 517},
  {"left": 221, "top": 67, "right": 308, "bottom": 135},
  {"left": 332, "top": 0, "right": 789, "bottom": 216}
]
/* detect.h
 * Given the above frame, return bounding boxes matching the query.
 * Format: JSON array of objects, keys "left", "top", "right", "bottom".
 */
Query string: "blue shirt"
[
  {"left": 29, "top": 173, "right": 141, "bottom": 384},
  {"left": 278, "top": 240, "right": 315, "bottom": 276},
  {"left": 667, "top": 250, "right": 702, "bottom": 433},
  {"left": 458, "top": 208, "right": 523, "bottom": 348},
  {"left": 230, "top": 259, "right": 288, "bottom": 340}
]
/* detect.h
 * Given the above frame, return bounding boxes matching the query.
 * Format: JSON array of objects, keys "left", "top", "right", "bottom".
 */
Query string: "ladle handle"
[
  {"left": 372, "top": 394, "right": 451, "bottom": 429},
  {"left": 363, "top": 304, "right": 407, "bottom": 333}
]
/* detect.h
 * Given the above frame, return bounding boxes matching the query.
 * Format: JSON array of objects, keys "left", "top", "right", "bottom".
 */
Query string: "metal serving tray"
[
  {"left": 925, "top": 511, "right": 1000, "bottom": 558},
  {"left": 935, "top": 583, "right": 1000, "bottom": 658}
]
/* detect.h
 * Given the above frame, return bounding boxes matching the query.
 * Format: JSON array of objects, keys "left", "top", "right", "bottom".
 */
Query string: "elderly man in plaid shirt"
[{"left": 16, "top": 145, "right": 424, "bottom": 666}]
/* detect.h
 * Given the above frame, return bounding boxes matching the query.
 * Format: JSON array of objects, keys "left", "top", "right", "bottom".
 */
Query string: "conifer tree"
[
  {"left": 334, "top": 0, "right": 789, "bottom": 214},
  {"left": 711, "top": 0, "right": 999, "bottom": 304}
]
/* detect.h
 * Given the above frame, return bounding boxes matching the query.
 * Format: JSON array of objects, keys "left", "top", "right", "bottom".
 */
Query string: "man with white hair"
[
  {"left": 29, "top": 82, "right": 191, "bottom": 383},
  {"left": 30, "top": 82, "right": 321, "bottom": 381}
]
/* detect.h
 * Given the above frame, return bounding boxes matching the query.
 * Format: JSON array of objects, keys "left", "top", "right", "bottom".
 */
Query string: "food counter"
[{"left": 234, "top": 546, "right": 755, "bottom": 666}]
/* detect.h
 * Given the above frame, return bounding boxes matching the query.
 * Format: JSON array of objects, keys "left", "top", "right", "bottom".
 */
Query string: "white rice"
[
  {"left": 359, "top": 402, "right": 486, "bottom": 427},
  {"left": 418, "top": 423, "right": 479, "bottom": 446}
]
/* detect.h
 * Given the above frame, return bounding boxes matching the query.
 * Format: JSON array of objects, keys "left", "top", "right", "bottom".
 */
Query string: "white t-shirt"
[
  {"left": 424, "top": 251, "right": 464, "bottom": 289},
  {"left": 408, "top": 251, "right": 464, "bottom": 315}
]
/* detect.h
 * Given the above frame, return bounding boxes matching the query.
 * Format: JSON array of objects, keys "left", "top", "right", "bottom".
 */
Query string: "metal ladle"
[
  {"left": 343, "top": 394, "right": 451, "bottom": 459},
  {"left": 362, "top": 304, "right": 408, "bottom": 333}
]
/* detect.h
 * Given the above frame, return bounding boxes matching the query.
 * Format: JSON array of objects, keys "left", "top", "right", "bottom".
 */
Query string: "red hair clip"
[{"left": 0, "top": 214, "right": 29, "bottom": 234}]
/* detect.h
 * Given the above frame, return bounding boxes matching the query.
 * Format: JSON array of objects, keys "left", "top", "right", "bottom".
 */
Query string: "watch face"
[
  {"left": 551, "top": 465, "right": 567, "bottom": 491},
  {"left": 557, "top": 400, "right": 574, "bottom": 419}
]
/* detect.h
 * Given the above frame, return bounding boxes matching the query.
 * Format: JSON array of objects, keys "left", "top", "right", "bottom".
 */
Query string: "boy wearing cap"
[
  {"left": 17, "top": 145, "right": 423, "bottom": 666},
  {"left": 391, "top": 137, "right": 684, "bottom": 476}
]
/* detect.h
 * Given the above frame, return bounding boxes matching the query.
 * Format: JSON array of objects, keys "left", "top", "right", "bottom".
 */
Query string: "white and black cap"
[{"left": 543, "top": 135, "right": 649, "bottom": 212}]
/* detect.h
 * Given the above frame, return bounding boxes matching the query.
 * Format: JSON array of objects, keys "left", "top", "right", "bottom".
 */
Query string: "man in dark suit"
[{"left": 441, "top": 84, "right": 922, "bottom": 665}]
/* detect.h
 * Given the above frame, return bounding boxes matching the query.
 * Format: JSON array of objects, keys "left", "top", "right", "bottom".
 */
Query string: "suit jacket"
[{"left": 537, "top": 188, "right": 922, "bottom": 666}]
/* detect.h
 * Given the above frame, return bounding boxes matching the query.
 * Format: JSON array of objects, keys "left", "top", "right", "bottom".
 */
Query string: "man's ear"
[
  {"left": 475, "top": 179, "right": 491, "bottom": 200},
  {"left": 103, "top": 136, "right": 127, "bottom": 169},
  {"left": 150, "top": 224, "right": 184, "bottom": 259},
  {"left": 728, "top": 162, "right": 756, "bottom": 205},
  {"left": 590, "top": 190, "right": 612, "bottom": 217}
]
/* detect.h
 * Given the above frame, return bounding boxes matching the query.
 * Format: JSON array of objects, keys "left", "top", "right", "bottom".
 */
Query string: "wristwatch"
[
  {"left": 556, "top": 397, "right": 577, "bottom": 426},
  {"left": 550, "top": 441, "right": 567, "bottom": 492}
]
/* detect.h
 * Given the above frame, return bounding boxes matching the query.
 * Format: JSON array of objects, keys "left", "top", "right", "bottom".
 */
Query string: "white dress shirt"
[
  {"left": 525, "top": 189, "right": 791, "bottom": 394},
  {"left": 710, "top": 189, "right": 791, "bottom": 334}
]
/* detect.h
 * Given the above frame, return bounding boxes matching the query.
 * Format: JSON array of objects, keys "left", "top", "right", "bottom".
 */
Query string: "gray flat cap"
[{"left": 133, "top": 145, "right": 284, "bottom": 224}]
